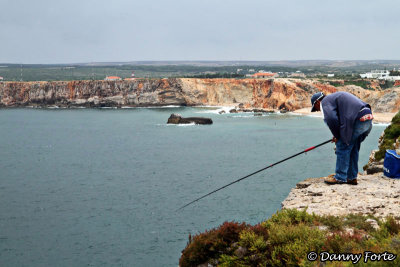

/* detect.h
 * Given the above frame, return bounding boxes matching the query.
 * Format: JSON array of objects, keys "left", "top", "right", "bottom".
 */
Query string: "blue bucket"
[{"left": 383, "top": 150, "right": 400, "bottom": 179}]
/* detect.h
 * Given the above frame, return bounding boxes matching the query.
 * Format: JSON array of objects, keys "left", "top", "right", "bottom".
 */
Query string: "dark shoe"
[
  {"left": 324, "top": 176, "right": 346, "bottom": 185},
  {"left": 347, "top": 179, "right": 358, "bottom": 185}
]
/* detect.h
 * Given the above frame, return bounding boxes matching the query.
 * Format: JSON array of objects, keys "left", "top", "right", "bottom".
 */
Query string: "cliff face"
[
  {"left": 0, "top": 78, "right": 399, "bottom": 112},
  {"left": 0, "top": 79, "right": 187, "bottom": 108},
  {"left": 179, "top": 78, "right": 336, "bottom": 110},
  {"left": 338, "top": 85, "right": 400, "bottom": 113}
]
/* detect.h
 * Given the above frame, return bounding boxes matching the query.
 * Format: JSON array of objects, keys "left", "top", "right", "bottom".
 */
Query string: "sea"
[{"left": 0, "top": 107, "right": 387, "bottom": 266}]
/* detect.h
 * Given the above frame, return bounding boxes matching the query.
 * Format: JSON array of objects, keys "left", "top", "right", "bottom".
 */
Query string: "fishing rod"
[{"left": 177, "top": 138, "right": 333, "bottom": 211}]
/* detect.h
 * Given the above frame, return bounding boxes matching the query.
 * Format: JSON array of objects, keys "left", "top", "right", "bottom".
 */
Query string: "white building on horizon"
[
  {"left": 360, "top": 70, "right": 390, "bottom": 79},
  {"left": 360, "top": 70, "right": 400, "bottom": 81}
]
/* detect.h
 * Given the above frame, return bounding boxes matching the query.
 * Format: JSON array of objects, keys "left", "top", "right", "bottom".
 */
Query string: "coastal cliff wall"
[
  {"left": 0, "top": 79, "right": 187, "bottom": 108},
  {"left": 0, "top": 78, "right": 399, "bottom": 112}
]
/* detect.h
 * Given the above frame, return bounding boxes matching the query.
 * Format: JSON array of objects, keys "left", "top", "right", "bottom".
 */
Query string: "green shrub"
[
  {"left": 318, "top": 215, "right": 344, "bottom": 231},
  {"left": 263, "top": 208, "right": 315, "bottom": 228},
  {"left": 381, "top": 217, "right": 400, "bottom": 236},
  {"left": 374, "top": 110, "right": 400, "bottom": 161},
  {"left": 381, "top": 80, "right": 395, "bottom": 90},
  {"left": 268, "top": 223, "right": 325, "bottom": 266},
  {"left": 179, "top": 209, "right": 400, "bottom": 266},
  {"left": 343, "top": 80, "right": 372, "bottom": 89},
  {"left": 179, "top": 221, "right": 248, "bottom": 267},
  {"left": 322, "top": 232, "right": 364, "bottom": 254},
  {"left": 344, "top": 214, "right": 376, "bottom": 232}
]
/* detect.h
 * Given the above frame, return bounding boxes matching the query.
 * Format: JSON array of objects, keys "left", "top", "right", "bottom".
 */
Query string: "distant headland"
[{"left": 0, "top": 78, "right": 398, "bottom": 123}]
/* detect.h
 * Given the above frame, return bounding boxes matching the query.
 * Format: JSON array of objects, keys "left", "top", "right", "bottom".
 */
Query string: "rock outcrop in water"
[
  {"left": 1, "top": 78, "right": 399, "bottom": 112},
  {"left": 167, "top": 113, "right": 213, "bottom": 125}
]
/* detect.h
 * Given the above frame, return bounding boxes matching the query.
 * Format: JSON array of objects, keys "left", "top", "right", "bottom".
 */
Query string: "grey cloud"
[{"left": 0, "top": 0, "right": 399, "bottom": 63}]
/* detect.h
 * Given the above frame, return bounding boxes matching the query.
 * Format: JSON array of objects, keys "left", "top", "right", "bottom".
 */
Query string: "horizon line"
[{"left": 1, "top": 59, "right": 400, "bottom": 65}]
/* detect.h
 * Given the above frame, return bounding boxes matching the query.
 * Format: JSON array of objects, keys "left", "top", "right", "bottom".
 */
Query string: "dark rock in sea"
[
  {"left": 255, "top": 108, "right": 275, "bottom": 113},
  {"left": 167, "top": 114, "right": 213, "bottom": 125},
  {"left": 229, "top": 109, "right": 238, "bottom": 113},
  {"left": 254, "top": 113, "right": 262, "bottom": 116},
  {"left": 218, "top": 110, "right": 226, "bottom": 114}
]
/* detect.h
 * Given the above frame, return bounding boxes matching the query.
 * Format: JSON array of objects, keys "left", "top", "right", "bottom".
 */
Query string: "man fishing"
[
  {"left": 310, "top": 91, "right": 373, "bottom": 185},
  {"left": 178, "top": 92, "right": 372, "bottom": 210}
]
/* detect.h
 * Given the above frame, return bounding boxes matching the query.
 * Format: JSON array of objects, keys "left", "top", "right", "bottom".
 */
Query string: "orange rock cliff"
[{"left": 0, "top": 78, "right": 399, "bottom": 112}]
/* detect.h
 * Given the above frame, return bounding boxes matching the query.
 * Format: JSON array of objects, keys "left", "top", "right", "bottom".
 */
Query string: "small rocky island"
[{"left": 167, "top": 113, "right": 213, "bottom": 125}]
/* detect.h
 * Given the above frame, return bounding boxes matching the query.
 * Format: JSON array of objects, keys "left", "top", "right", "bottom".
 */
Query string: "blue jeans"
[{"left": 335, "top": 120, "right": 372, "bottom": 182}]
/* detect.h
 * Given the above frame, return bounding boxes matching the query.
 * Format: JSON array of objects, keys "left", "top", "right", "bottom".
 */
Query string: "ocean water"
[{"left": 0, "top": 107, "right": 386, "bottom": 266}]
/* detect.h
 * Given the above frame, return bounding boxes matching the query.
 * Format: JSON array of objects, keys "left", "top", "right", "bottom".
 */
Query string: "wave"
[
  {"left": 177, "top": 122, "right": 197, "bottom": 127},
  {"left": 194, "top": 106, "right": 235, "bottom": 114},
  {"left": 229, "top": 115, "right": 254, "bottom": 118},
  {"left": 291, "top": 113, "right": 323, "bottom": 119},
  {"left": 228, "top": 112, "right": 278, "bottom": 118},
  {"left": 373, "top": 122, "right": 390, "bottom": 127},
  {"left": 123, "top": 105, "right": 183, "bottom": 109},
  {"left": 228, "top": 114, "right": 270, "bottom": 118},
  {"left": 156, "top": 122, "right": 197, "bottom": 127},
  {"left": 287, "top": 112, "right": 303, "bottom": 116},
  {"left": 146, "top": 105, "right": 182, "bottom": 108}
]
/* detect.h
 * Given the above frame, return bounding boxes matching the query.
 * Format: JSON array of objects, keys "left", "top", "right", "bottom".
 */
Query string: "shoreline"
[
  {"left": 0, "top": 105, "right": 396, "bottom": 124},
  {"left": 292, "top": 107, "right": 395, "bottom": 124}
]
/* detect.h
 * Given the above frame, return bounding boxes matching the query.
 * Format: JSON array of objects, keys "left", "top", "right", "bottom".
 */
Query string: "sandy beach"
[{"left": 292, "top": 108, "right": 395, "bottom": 124}]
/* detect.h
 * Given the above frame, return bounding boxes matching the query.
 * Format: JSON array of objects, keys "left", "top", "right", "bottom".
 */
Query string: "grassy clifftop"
[
  {"left": 375, "top": 110, "right": 400, "bottom": 161},
  {"left": 179, "top": 209, "right": 400, "bottom": 266}
]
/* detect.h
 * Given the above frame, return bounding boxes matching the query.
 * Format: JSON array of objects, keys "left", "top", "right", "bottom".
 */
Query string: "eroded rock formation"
[
  {"left": 1, "top": 78, "right": 399, "bottom": 112},
  {"left": 167, "top": 113, "right": 213, "bottom": 125}
]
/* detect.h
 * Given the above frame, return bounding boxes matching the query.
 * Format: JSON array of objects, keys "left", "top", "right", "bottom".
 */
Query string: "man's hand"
[{"left": 332, "top": 137, "right": 338, "bottom": 143}]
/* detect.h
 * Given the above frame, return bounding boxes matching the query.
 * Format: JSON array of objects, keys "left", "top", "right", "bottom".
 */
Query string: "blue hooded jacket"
[{"left": 321, "top": 92, "right": 371, "bottom": 145}]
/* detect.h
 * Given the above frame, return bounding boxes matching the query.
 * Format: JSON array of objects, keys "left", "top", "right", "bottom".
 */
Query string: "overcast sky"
[{"left": 1, "top": 0, "right": 399, "bottom": 64}]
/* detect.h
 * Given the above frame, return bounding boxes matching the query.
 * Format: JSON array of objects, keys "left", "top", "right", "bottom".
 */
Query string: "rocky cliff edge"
[
  {"left": 281, "top": 174, "right": 400, "bottom": 218},
  {"left": 1, "top": 78, "right": 399, "bottom": 112}
]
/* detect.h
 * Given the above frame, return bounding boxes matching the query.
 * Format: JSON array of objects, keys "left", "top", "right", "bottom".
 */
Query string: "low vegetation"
[
  {"left": 390, "top": 70, "right": 400, "bottom": 76},
  {"left": 374, "top": 110, "right": 400, "bottom": 161},
  {"left": 183, "top": 73, "right": 245, "bottom": 79},
  {"left": 0, "top": 64, "right": 294, "bottom": 81},
  {"left": 380, "top": 80, "right": 395, "bottom": 89},
  {"left": 328, "top": 79, "right": 372, "bottom": 89},
  {"left": 1, "top": 63, "right": 398, "bottom": 82},
  {"left": 326, "top": 79, "right": 395, "bottom": 90},
  {"left": 180, "top": 209, "right": 400, "bottom": 266}
]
